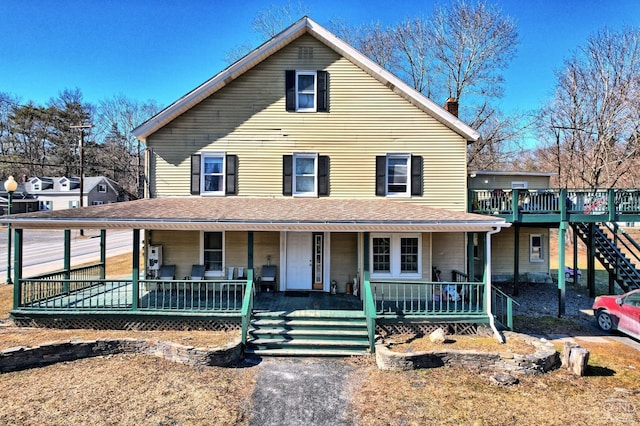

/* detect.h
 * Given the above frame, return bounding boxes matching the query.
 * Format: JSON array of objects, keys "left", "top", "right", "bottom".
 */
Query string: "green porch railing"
[
  {"left": 241, "top": 269, "right": 254, "bottom": 345},
  {"left": 362, "top": 271, "right": 376, "bottom": 353},
  {"left": 491, "top": 287, "right": 518, "bottom": 330},
  {"left": 16, "top": 276, "right": 251, "bottom": 313},
  {"left": 469, "top": 188, "right": 640, "bottom": 217},
  {"left": 371, "top": 280, "right": 486, "bottom": 317}
]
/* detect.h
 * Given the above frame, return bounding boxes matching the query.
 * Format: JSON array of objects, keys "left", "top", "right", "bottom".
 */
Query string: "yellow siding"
[
  {"left": 148, "top": 35, "right": 468, "bottom": 211},
  {"left": 150, "top": 230, "right": 200, "bottom": 279},
  {"left": 330, "top": 233, "right": 358, "bottom": 289},
  {"left": 491, "top": 228, "right": 550, "bottom": 274},
  {"left": 431, "top": 232, "right": 466, "bottom": 281}
]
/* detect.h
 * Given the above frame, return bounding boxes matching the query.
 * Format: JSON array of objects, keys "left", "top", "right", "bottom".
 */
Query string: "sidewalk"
[{"left": 247, "top": 357, "right": 357, "bottom": 426}]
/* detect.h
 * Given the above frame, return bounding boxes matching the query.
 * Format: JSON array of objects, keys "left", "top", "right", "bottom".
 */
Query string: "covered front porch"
[{"left": 2, "top": 197, "right": 514, "bottom": 352}]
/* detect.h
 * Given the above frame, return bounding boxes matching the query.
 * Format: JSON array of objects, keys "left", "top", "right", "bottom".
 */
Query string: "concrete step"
[{"left": 244, "top": 347, "right": 370, "bottom": 357}]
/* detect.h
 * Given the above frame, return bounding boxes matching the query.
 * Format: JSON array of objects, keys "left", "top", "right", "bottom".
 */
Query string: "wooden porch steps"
[{"left": 245, "top": 310, "right": 370, "bottom": 357}]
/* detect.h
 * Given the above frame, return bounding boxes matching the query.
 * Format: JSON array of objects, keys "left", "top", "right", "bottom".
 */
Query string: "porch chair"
[
  {"left": 260, "top": 265, "right": 277, "bottom": 292},
  {"left": 190, "top": 264, "right": 205, "bottom": 280},
  {"left": 159, "top": 265, "right": 176, "bottom": 291}
]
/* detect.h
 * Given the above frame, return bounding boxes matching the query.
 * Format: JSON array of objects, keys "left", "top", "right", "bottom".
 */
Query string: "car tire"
[
  {"left": 565, "top": 272, "right": 571, "bottom": 279},
  {"left": 597, "top": 310, "right": 613, "bottom": 332}
]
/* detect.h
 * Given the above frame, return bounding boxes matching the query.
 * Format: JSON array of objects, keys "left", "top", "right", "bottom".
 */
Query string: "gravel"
[{"left": 509, "top": 280, "right": 597, "bottom": 328}]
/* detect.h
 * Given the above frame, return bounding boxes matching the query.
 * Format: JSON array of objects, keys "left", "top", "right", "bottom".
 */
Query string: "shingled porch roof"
[{"left": 1, "top": 197, "right": 509, "bottom": 233}]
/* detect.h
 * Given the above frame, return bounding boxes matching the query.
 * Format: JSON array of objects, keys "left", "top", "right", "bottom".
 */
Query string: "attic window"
[
  {"left": 285, "top": 70, "right": 328, "bottom": 112},
  {"left": 98, "top": 183, "right": 107, "bottom": 193},
  {"left": 298, "top": 47, "right": 313, "bottom": 59}
]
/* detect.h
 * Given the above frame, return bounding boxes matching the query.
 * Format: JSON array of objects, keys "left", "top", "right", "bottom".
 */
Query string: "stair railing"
[
  {"left": 602, "top": 223, "right": 640, "bottom": 267},
  {"left": 240, "top": 269, "right": 254, "bottom": 346},
  {"left": 362, "top": 271, "right": 377, "bottom": 353}
]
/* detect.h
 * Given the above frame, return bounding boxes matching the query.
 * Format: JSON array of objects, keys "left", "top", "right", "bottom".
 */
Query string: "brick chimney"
[{"left": 444, "top": 97, "right": 458, "bottom": 117}]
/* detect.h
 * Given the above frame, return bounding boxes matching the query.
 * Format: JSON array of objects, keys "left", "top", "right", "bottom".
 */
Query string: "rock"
[
  {"left": 490, "top": 372, "right": 519, "bottom": 386},
  {"left": 429, "top": 328, "right": 446, "bottom": 344}
]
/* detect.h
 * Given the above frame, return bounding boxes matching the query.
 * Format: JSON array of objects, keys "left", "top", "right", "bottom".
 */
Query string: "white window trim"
[
  {"left": 370, "top": 233, "right": 422, "bottom": 279},
  {"left": 511, "top": 181, "right": 528, "bottom": 189},
  {"left": 98, "top": 183, "right": 107, "bottom": 193},
  {"left": 295, "top": 71, "right": 317, "bottom": 112},
  {"left": 293, "top": 152, "right": 318, "bottom": 197},
  {"left": 530, "top": 234, "right": 544, "bottom": 262},
  {"left": 200, "top": 152, "right": 226, "bottom": 196},
  {"left": 386, "top": 153, "right": 411, "bottom": 197},
  {"left": 201, "top": 231, "right": 226, "bottom": 278}
]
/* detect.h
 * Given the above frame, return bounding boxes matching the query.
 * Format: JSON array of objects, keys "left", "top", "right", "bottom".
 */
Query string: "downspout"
[{"left": 485, "top": 226, "right": 505, "bottom": 343}]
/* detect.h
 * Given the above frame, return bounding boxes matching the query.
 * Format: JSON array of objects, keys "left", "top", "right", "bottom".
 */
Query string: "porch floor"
[{"left": 254, "top": 291, "right": 363, "bottom": 312}]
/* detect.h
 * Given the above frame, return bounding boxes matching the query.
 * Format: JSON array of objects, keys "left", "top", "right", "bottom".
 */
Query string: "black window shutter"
[
  {"left": 375, "top": 156, "right": 386, "bottom": 196},
  {"left": 285, "top": 70, "right": 296, "bottom": 111},
  {"left": 190, "top": 154, "right": 201, "bottom": 195},
  {"left": 317, "top": 70, "right": 328, "bottom": 112},
  {"left": 318, "top": 155, "right": 329, "bottom": 196},
  {"left": 283, "top": 155, "right": 293, "bottom": 196},
  {"left": 225, "top": 154, "right": 237, "bottom": 195},
  {"left": 411, "top": 155, "right": 423, "bottom": 196}
]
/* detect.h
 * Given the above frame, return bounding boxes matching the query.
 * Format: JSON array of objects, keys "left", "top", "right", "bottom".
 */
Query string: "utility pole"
[{"left": 71, "top": 124, "right": 92, "bottom": 236}]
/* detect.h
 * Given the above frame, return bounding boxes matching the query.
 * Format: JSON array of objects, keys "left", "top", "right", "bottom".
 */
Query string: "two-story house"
[
  {"left": 25, "top": 176, "right": 128, "bottom": 211},
  {"left": 2, "top": 17, "right": 513, "bottom": 353}
]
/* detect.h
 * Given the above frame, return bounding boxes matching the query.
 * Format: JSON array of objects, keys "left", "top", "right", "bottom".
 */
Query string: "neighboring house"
[
  {"left": 2, "top": 17, "right": 527, "bottom": 351},
  {"left": 468, "top": 171, "right": 557, "bottom": 284},
  {"left": 24, "top": 176, "right": 129, "bottom": 211},
  {"left": 0, "top": 182, "right": 39, "bottom": 215}
]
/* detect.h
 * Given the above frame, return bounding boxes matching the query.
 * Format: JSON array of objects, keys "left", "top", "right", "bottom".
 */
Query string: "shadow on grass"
[{"left": 585, "top": 365, "right": 616, "bottom": 377}]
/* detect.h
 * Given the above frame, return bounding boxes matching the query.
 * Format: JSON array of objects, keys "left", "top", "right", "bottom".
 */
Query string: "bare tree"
[
  {"left": 539, "top": 27, "right": 640, "bottom": 188},
  {"left": 251, "top": 1, "right": 310, "bottom": 38},
  {"left": 94, "top": 94, "right": 162, "bottom": 197}
]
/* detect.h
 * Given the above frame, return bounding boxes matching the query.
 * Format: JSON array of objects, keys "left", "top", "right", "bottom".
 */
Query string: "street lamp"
[{"left": 4, "top": 176, "right": 18, "bottom": 285}]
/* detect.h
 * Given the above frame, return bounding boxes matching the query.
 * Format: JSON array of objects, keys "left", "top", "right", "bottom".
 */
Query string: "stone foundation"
[
  {"left": 0, "top": 338, "right": 243, "bottom": 373},
  {"left": 375, "top": 331, "right": 560, "bottom": 374}
]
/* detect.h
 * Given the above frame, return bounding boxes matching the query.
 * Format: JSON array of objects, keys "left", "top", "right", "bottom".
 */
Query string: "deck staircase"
[
  {"left": 573, "top": 222, "right": 640, "bottom": 292},
  {"left": 244, "top": 310, "right": 371, "bottom": 357}
]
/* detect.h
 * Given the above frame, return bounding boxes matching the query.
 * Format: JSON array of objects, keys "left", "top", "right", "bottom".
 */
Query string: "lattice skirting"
[
  {"left": 377, "top": 322, "right": 492, "bottom": 337},
  {"left": 11, "top": 316, "right": 241, "bottom": 331}
]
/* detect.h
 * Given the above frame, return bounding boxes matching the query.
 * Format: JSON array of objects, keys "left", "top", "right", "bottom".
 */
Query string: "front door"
[{"left": 286, "top": 232, "right": 313, "bottom": 290}]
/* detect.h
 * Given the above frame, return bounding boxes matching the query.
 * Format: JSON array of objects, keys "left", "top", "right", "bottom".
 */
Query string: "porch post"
[
  {"left": 247, "top": 231, "right": 254, "bottom": 269},
  {"left": 587, "top": 223, "right": 596, "bottom": 297},
  {"left": 558, "top": 221, "right": 567, "bottom": 317},
  {"left": 467, "top": 233, "right": 475, "bottom": 282},
  {"left": 63, "top": 229, "right": 71, "bottom": 293},
  {"left": 572, "top": 226, "right": 578, "bottom": 286},
  {"left": 131, "top": 229, "right": 140, "bottom": 310},
  {"left": 485, "top": 227, "right": 504, "bottom": 342},
  {"left": 513, "top": 226, "right": 520, "bottom": 296},
  {"left": 12, "top": 228, "right": 23, "bottom": 309},
  {"left": 363, "top": 232, "right": 370, "bottom": 272},
  {"left": 100, "top": 229, "right": 106, "bottom": 279}
]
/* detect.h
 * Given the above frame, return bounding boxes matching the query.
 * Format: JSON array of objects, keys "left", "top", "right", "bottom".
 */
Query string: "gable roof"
[{"left": 132, "top": 16, "right": 480, "bottom": 143}]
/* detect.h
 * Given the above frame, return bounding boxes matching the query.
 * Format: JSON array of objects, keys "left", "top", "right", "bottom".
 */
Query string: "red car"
[{"left": 593, "top": 289, "right": 640, "bottom": 340}]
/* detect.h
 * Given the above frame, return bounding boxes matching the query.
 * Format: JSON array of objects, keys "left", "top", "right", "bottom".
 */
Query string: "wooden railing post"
[
  {"left": 131, "top": 229, "right": 140, "bottom": 311},
  {"left": 13, "top": 228, "right": 22, "bottom": 309},
  {"left": 241, "top": 269, "right": 254, "bottom": 345}
]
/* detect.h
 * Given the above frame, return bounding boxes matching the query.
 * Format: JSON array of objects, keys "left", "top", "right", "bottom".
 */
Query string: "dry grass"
[
  {"left": 0, "top": 354, "right": 255, "bottom": 425},
  {"left": 350, "top": 339, "right": 640, "bottom": 425},
  {"left": 386, "top": 332, "right": 537, "bottom": 355}
]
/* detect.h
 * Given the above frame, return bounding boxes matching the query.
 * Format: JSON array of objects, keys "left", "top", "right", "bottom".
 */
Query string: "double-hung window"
[
  {"left": 387, "top": 154, "right": 410, "bottom": 196},
  {"left": 202, "top": 153, "right": 225, "bottom": 195},
  {"left": 190, "top": 153, "right": 237, "bottom": 196},
  {"left": 293, "top": 153, "right": 318, "bottom": 196},
  {"left": 283, "top": 154, "right": 329, "bottom": 197},
  {"left": 285, "top": 70, "right": 328, "bottom": 112},
  {"left": 203, "top": 232, "right": 224, "bottom": 276},
  {"left": 98, "top": 183, "right": 107, "bottom": 193},
  {"left": 376, "top": 154, "right": 422, "bottom": 197},
  {"left": 371, "top": 234, "right": 422, "bottom": 278},
  {"left": 296, "top": 72, "right": 317, "bottom": 112},
  {"left": 530, "top": 234, "right": 544, "bottom": 262}
]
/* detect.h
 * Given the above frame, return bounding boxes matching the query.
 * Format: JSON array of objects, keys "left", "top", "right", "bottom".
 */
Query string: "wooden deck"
[{"left": 253, "top": 291, "right": 363, "bottom": 312}]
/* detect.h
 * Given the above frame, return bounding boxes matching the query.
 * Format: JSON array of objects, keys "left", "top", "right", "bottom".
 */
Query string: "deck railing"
[
  {"left": 371, "top": 280, "right": 486, "bottom": 317},
  {"left": 491, "top": 287, "right": 518, "bottom": 329},
  {"left": 16, "top": 277, "right": 250, "bottom": 313},
  {"left": 362, "top": 271, "right": 376, "bottom": 353},
  {"left": 469, "top": 188, "right": 640, "bottom": 218}
]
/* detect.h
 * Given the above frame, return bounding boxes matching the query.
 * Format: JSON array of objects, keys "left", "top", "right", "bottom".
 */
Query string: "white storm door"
[{"left": 286, "top": 232, "right": 313, "bottom": 290}]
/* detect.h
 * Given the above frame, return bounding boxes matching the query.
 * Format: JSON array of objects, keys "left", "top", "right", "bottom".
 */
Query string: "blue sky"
[{"left": 1, "top": 0, "right": 639, "bottom": 116}]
